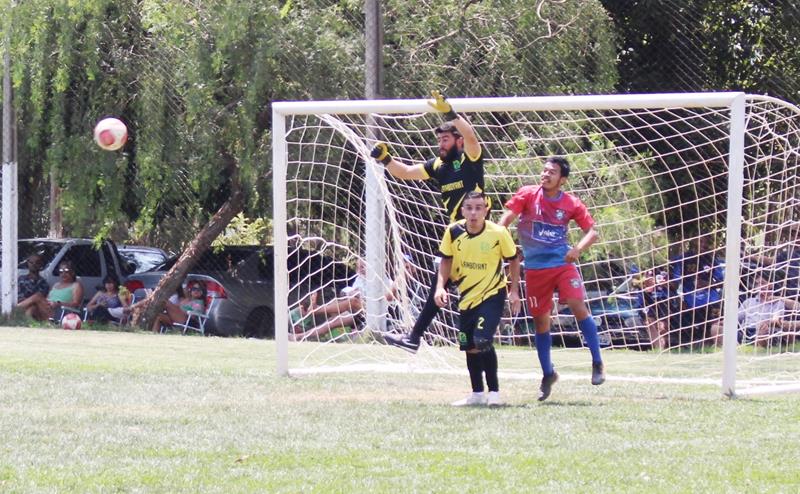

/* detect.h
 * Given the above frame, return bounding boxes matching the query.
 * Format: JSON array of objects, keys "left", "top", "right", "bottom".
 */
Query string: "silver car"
[{"left": 16, "top": 238, "right": 131, "bottom": 303}]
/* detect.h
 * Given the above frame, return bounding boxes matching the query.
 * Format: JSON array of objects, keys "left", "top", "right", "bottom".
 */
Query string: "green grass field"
[{"left": 1, "top": 327, "right": 799, "bottom": 493}]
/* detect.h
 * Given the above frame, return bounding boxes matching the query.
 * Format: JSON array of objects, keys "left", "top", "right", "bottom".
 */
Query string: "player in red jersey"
[{"left": 500, "top": 157, "right": 605, "bottom": 401}]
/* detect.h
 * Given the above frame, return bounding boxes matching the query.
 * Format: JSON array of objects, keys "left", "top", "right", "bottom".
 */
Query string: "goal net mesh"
[{"left": 278, "top": 95, "right": 800, "bottom": 392}]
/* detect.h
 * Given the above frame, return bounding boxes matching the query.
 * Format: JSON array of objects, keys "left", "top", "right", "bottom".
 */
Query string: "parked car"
[
  {"left": 549, "top": 294, "right": 651, "bottom": 350},
  {"left": 125, "top": 246, "right": 276, "bottom": 338},
  {"left": 118, "top": 245, "right": 170, "bottom": 274},
  {"left": 15, "top": 238, "right": 131, "bottom": 303},
  {"left": 124, "top": 245, "right": 356, "bottom": 339}
]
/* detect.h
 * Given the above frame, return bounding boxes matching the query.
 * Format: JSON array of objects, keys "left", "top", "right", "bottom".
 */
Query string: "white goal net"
[{"left": 272, "top": 93, "right": 800, "bottom": 396}]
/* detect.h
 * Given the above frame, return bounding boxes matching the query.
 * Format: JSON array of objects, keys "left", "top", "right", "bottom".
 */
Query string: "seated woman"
[
  {"left": 151, "top": 281, "right": 206, "bottom": 333},
  {"left": 86, "top": 274, "right": 131, "bottom": 323},
  {"left": 21, "top": 260, "right": 84, "bottom": 322}
]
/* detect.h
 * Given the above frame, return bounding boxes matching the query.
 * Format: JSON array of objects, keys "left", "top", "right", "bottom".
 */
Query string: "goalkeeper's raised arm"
[
  {"left": 370, "top": 90, "right": 481, "bottom": 182},
  {"left": 427, "top": 90, "right": 481, "bottom": 161}
]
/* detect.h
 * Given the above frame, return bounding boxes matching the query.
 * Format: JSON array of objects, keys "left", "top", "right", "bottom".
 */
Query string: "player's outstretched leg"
[
  {"left": 534, "top": 330, "right": 558, "bottom": 401},
  {"left": 575, "top": 313, "right": 605, "bottom": 385},
  {"left": 385, "top": 276, "right": 442, "bottom": 354},
  {"left": 564, "top": 296, "right": 605, "bottom": 385}
]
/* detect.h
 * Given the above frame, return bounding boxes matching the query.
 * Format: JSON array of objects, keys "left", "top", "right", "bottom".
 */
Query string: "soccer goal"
[{"left": 272, "top": 93, "right": 800, "bottom": 397}]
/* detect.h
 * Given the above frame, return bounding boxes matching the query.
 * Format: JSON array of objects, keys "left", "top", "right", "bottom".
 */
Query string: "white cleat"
[
  {"left": 486, "top": 391, "right": 504, "bottom": 407},
  {"left": 451, "top": 392, "right": 487, "bottom": 407}
]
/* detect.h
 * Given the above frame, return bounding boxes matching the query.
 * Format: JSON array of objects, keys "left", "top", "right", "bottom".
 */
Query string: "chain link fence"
[{"left": 1, "top": 0, "right": 799, "bottom": 335}]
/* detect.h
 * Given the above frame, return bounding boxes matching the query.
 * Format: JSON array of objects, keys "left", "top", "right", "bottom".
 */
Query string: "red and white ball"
[
  {"left": 62, "top": 312, "right": 82, "bottom": 330},
  {"left": 93, "top": 117, "right": 128, "bottom": 151}
]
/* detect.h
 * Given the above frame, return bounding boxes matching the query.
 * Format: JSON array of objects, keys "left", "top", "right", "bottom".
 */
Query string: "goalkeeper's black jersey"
[{"left": 422, "top": 150, "right": 486, "bottom": 222}]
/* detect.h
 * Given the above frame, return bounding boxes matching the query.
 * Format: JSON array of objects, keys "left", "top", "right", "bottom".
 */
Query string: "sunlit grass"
[{"left": 1, "top": 327, "right": 799, "bottom": 493}]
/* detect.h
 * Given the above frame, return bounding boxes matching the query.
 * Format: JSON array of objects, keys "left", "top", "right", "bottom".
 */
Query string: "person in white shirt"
[
  {"left": 290, "top": 258, "right": 394, "bottom": 342},
  {"left": 710, "top": 273, "right": 784, "bottom": 347}
]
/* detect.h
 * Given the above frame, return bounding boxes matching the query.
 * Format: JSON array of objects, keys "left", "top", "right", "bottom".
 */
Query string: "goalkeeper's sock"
[
  {"left": 534, "top": 332, "right": 554, "bottom": 376},
  {"left": 481, "top": 347, "right": 499, "bottom": 392},
  {"left": 409, "top": 284, "right": 440, "bottom": 341},
  {"left": 578, "top": 316, "right": 603, "bottom": 364},
  {"left": 466, "top": 352, "right": 484, "bottom": 392}
]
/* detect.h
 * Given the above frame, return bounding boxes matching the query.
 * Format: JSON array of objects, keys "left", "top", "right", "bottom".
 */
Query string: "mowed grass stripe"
[{"left": 1, "top": 327, "right": 799, "bottom": 493}]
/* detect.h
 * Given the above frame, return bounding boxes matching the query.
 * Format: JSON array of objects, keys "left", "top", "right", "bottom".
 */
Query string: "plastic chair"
[
  {"left": 173, "top": 296, "right": 217, "bottom": 335},
  {"left": 82, "top": 292, "right": 136, "bottom": 326}
]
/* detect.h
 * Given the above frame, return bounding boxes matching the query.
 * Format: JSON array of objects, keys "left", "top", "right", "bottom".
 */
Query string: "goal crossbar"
[{"left": 271, "top": 92, "right": 745, "bottom": 116}]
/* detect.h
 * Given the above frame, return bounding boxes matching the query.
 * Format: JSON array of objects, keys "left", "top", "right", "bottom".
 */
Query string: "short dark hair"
[
  {"left": 435, "top": 121, "right": 462, "bottom": 138},
  {"left": 464, "top": 191, "right": 486, "bottom": 202},
  {"left": 546, "top": 156, "right": 570, "bottom": 178}
]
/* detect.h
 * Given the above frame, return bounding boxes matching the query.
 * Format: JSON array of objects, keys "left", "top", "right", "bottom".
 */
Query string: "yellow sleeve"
[
  {"left": 439, "top": 227, "right": 454, "bottom": 258},
  {"left": 499, "top": 228, "right": 517, "bottom": 259},
  {"left": 465, "top": 148, "right": 482, "bottom": 163}
]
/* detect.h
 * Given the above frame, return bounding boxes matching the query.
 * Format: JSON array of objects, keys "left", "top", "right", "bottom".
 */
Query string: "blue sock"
[
  {"left": 534, "top": 332, "right": 554, "bottom": 376},
  {"left": 578, "top": 316, "right": 603, "bottom": 364}
]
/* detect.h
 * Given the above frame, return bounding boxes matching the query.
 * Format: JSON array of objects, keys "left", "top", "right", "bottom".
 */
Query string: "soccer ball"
[
  {"left": 93, "top": 117, "right": 128, "bottom": 151},
  {"left": 62, "top": 312, "right": 82, "bottom": 330}
]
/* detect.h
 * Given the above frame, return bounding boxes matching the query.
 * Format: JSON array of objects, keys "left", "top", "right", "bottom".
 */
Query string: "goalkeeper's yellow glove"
[
  {"left": 427, "top": 90, "right": 458, "bottom": 121},
  {"left": 370, "top": 142, "right": 392, "bottom": 165}
]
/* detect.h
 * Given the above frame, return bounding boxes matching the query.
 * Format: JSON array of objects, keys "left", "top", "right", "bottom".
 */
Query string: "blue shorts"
[{"left": 458, "top": 290, "right": 506, "bottom": 351}]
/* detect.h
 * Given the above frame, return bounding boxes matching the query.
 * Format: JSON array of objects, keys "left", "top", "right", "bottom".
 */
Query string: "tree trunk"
[
  {"left": 131, "top": 162, "right": 244, "bottom": 331},
  {"left": 49, "top": 170, "right": 63, "bottom": 238}
]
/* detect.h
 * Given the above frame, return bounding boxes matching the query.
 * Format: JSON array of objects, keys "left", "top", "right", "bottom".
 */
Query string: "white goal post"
[{"left": 272, "top": 92, "right": 800, "bottom": 397}]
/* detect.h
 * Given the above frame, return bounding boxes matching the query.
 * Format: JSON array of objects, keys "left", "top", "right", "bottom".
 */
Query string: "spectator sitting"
[
  {"left": 749, "top": 221, "right": 800, "bottom": 302},
  {"left": 290, "top": 259, "right": 394, "bottom": 342},
  {"left": 20, "top": 260, "right": 84, "bottom": 322},
  {"left": 633, "top": 269, "right": 670, "bottom": 350},
  {"left": 710, "top": 273, "right": 784, "bottom": 347},
  {"left": 151, "top": 281, "right": 206, "bottom": 333},
  {"left": 15, "top": 254, "right": 50, "bottom": 321},
  {"left": 86, "top": 274, "right": 131, "bottom": 323},
  {"left": 669, "top": 233, "right": 724, "bottom": 295},
  {"left": 289, "top": 291, "right": 323, "bottom": 334},
  {"left": 679, "top": 267, "right": 722, "bottom": 345}
]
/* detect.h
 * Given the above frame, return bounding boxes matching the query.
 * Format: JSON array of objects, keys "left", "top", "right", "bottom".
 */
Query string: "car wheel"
[{"left": 244, "top": 307, "right": 274, "bottom": 339}]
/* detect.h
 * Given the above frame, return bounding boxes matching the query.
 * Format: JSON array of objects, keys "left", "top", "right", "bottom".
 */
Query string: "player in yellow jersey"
[{"left": 435, "top": 191, "right": 520, "bottom": 406}]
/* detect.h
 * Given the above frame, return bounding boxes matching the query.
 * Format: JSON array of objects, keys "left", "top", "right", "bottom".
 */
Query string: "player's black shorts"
[{"left": 458, "top": 289, "right": 506, "bottom": 352}]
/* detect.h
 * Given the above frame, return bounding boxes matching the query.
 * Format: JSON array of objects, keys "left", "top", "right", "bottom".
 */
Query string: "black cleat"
[
  {"left": 538, "top": 371, "right": 559, "bottom": 401},
  {"left": 592, "top": 362, "right": 606, "bottom": 386},
  {"left": 384, "top": 333, "right": 420, "bottom": 354}
]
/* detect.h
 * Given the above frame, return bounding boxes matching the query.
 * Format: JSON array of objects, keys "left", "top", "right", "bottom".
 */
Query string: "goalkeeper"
[{"left": 371, "top": 90, "right": 487, "bottom": 353}]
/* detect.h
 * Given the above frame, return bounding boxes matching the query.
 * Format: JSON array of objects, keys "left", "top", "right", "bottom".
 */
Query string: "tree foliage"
[{"left": 2, "top": 0, "right": 798, "bottom": 260}]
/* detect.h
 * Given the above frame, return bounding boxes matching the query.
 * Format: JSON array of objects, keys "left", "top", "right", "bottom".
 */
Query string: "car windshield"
[
  {"left": 589, "top": 296, "right": 638, "bottom": 313},
  {"left": 146, "top": 247, "right": 269, "bottom": 273},
  {"left": 17, "top": 241, "right": 64, "bottom": 269},
  {"left": 121, "top": 249, "right": 167, "bottom": 273}
]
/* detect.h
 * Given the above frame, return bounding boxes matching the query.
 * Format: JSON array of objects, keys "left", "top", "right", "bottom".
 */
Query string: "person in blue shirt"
[
  {"left": 679, "top": 267, "right": 723, "bottom": 346},
  {"left": 669, "top": 234, "right": 724, "bottom": 295}
]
